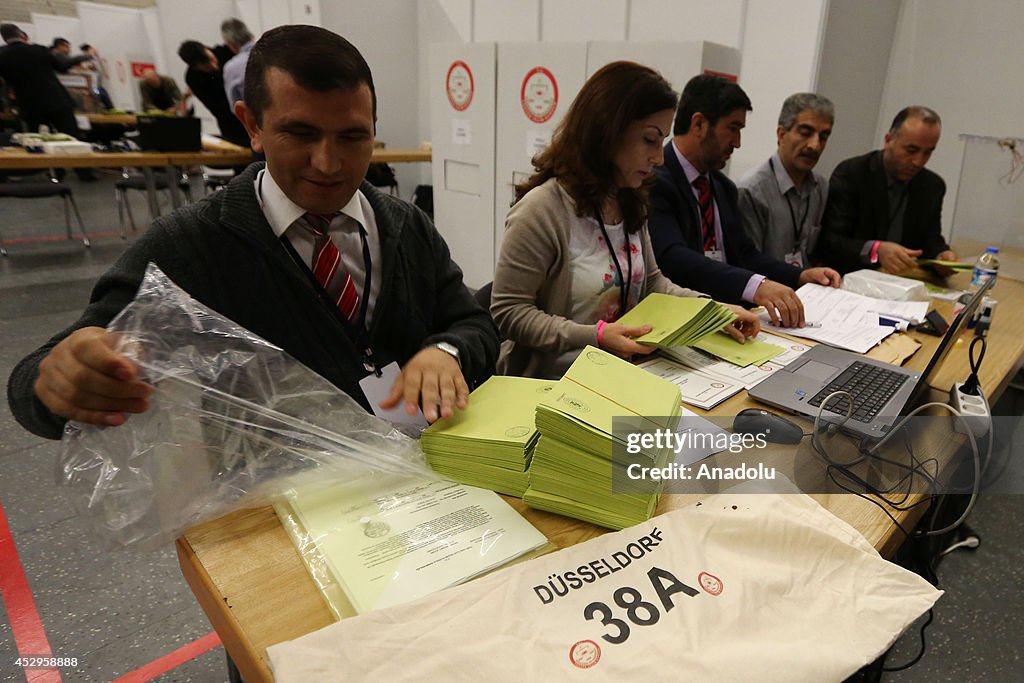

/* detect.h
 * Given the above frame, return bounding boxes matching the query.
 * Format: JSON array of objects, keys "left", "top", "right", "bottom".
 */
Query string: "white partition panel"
[
  {"left": 429, "top": 43, "right": 497, "bottom": 289},
  {"left": 77, "top": 2, "right": 154, "bottom": 111},
  {"left": 494, "top": 42, "right": 588, "bottom": 267},
  {"left": 29, "top": 14, "right": 83, "bottom": 50}
]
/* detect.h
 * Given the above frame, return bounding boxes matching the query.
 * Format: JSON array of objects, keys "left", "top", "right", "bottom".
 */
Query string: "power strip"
[{"left": 949, "top": 382, "right": 991, "bottom": 440}]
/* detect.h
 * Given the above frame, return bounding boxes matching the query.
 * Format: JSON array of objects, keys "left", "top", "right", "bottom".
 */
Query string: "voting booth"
[
  {"left": 429, "top": 43, "right": 497, "bottom": 289},
  {"left": 493, "top": 43, "right": 589, "bottom": 270},
  {"left": 430, "top": 41, "right": 741, "bottom": 288}
]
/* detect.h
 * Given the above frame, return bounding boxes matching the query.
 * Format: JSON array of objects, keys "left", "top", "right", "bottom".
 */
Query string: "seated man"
[
  {"left": 138, "top": 68, "right": 183, "bottom": 114},
  {"left": 819, "top": 106, "right": 958, "bottom": 275},
  {"left": 8, "top": 25, "right": 498, "bottom": 440},
  {"left": 649, "top": 75, "right": 839, "bottom": 328},
  {"left": 737, "top": 92, "right": 837, "bottom": 270}
]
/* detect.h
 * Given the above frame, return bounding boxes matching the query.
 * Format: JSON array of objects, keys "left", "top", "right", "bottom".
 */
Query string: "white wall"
[
  {"left": 320, "top": 0, "right": 421, "bottom": 197},
  {"left": 878, "top": 0, "right": 1024, "bottom": 239},
  {"left": 628, "top": 0, "right": 745, "bottom": 47},
  {"left": 815, "top": 0, "right": 901, "bottom": 180},
  {"left": 76, "top": 1, "right": 156, "bottom": 110},
  {"left": 29, "top": 13, "right": 82, "bottom": 49},
  {"left": 732, "top": 0, "right": 829, "bottom": 180}
]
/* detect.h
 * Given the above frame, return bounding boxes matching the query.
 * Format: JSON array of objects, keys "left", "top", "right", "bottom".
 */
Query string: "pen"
[{"left": 803, "top": 321, "right": 823, "bottom": 328}]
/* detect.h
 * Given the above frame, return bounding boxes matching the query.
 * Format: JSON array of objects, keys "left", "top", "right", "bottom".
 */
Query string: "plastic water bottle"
[{"left": 971, "top": 246, "right": 1000, "bottom": 290}]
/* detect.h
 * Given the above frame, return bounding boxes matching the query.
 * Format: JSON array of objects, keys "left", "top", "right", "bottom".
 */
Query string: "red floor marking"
[
  {"left": 1, "top": 229, "right": 128, "bottom": 245},
  {"left": 110, "top": 631, "right": 222, "bottom": 683},
  {"left": 0, "top": 499, "right": 62, "bottom": 683}
]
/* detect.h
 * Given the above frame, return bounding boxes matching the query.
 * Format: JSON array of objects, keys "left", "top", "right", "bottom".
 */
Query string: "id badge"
[
  {"left": 704, "top": 248, "right": 723, "bottom": 263},
  {"left": 784, "top": 250, "right": 804, "bottom": 268},
  {"left": 358, "top": 361, "right": 428, "bottom": 428}
]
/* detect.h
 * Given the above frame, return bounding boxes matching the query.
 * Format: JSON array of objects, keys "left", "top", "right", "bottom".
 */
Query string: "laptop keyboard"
[{"left": 807, "top": 361, "right": 910, "bottom": 422}]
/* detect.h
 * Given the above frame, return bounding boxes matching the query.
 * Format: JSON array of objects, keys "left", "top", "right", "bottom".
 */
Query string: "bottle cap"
[{"left": 986, "top": 246, "right": 999, "bottom": 253}]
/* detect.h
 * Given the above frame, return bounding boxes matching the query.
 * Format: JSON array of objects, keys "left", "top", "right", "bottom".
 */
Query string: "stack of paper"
[
  {"left": 690, "top": 333, "right": 783, "bottom": 366},
  {"left": 641, "top": 332, "right": 812, "bottom": 409},
  {"left": 523, "top": 346, "right": 682, "bottom": 529},
  {"left": 281, "top": 476, "right": 550, "bottom": 614},
  {"left": 616, "top": 293, "right": 737, "bottom": 348},
  {"left": 421, "top": 376, "right": 556, "bottom": 497}
]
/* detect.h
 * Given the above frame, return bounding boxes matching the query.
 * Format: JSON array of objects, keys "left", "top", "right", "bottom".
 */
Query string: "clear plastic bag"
[{"left": 58, "top": 264, "right": 432, "bottom": 550}]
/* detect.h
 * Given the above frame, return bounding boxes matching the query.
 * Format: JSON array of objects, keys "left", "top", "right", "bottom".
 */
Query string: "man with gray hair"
[
  {"left": 737, "top": 93, "right": 838, "bottom": 272},
  {"left": 221, "top": 17, "right": 255, "bottom": 105},
  {"left": 819, "top": 106, "right": 958, "bottom": 274}
]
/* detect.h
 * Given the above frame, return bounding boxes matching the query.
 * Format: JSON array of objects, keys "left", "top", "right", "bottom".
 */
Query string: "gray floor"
[{"left": 0, "top": 173, "right": 1022, "bottom": 682}]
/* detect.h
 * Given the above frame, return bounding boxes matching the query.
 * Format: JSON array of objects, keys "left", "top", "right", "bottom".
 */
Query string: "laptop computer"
[{"left": 748, "top": 277, "right": 994, "bottom": 439}]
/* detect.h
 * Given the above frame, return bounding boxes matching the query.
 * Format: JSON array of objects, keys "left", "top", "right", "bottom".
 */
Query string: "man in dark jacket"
[
  {"left": 0, "top": 23, "right": 91, "bottom": 135},
  {"left": 8, "top": 25, "right": 498, "bottom": 440},
  {"left": 177, "top": 39, "right": 250, "bottom": 147},
  {"left": 818, "top": 106, "right": 958, "bottom": 275},
  {"left": 649, "top": 74, "right": 839, "bottom": 328}
]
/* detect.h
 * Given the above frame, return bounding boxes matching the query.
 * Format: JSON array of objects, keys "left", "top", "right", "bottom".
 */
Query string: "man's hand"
[
  {"left": 380, "top": 347, "right": 468, "bottom": 423},
  {"left": 877, "top": 241, "right": 923, "bottom": 274},
  {"left": 34, "top": 327, "right": 153, "bottom": 427},
  {"left": 600, "top": 323, "right": 656, "bottom": 359},
  {"left": 799, "top": 266, "right": 841, "bottom": 288},
  {"left": 722, "top": 304, "right": 761, "bottom": 341},
  {"left": 753, "top": 279, "right": 804, "bottom": 327}
]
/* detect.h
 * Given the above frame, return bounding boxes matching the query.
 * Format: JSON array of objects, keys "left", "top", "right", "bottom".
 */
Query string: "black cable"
[
  {"left": 960, "top": 335, "right": 987, "bottom": 396},
  {"left": 882, "top": 609, "right": 935, "bottom": 672}
]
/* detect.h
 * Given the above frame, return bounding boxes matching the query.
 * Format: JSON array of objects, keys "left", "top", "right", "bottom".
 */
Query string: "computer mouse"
[{"left": 732, "top": 408, "right": 805, "bottom": 444}]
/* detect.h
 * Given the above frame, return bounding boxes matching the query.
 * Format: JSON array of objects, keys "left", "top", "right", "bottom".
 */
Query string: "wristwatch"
[{"left": 432, "top": 341, "right": 461, "bottom": 368}]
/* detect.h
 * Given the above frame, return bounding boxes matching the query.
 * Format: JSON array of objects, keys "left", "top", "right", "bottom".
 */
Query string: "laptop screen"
[{"left": 903, "top": 276, "right": 995, "bottom": 412}]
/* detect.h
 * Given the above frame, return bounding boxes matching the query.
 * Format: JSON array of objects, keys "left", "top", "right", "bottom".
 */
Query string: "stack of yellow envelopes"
[
  {"left": 523, "top": 346, "right": 682, "bottom": 529},
  {"left": 616, "top": 293, "right": 737, "bottom": 348},
  {"left": 421, "top": 376, "right": 557, "bottom": 497}
]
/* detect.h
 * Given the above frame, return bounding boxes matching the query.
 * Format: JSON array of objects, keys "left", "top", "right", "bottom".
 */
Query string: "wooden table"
[
  {"left": 174, "top": 265, "right": 1024, "bottom": 682},
  {"left": 0, "top": 146, "right": 431, "bottom": 225}
]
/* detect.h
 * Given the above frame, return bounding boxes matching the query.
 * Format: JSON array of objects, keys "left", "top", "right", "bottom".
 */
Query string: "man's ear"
[
  {"left": 234, "top": 101, "right": 262, "bottom": 153},
  {"left": 691, "top": 112, "right": 707, "bottom": 137},
  {"left": 776, "top": 125, "right": 786, "bottom": 146}
]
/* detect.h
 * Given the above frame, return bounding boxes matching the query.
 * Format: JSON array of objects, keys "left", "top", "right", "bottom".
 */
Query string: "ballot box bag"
[
  {"left": 56, "top": 264, "right": 434, "bottom": 550},
  {"left": 268, "top": 492, "right": 940, "bottom": 683}
]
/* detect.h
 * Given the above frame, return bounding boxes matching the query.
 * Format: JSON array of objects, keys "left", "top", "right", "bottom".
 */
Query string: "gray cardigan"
[{"left": 492, "top": 179, "right": 704, "bottom": 379}]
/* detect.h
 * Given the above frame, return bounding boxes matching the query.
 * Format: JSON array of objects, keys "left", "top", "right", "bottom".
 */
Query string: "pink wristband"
[
  {"left": 596, "top": 320, "right": 607, "bottom": 347},
  {"left": 870, "top": 240, "right": 881, "bottom": 264}
]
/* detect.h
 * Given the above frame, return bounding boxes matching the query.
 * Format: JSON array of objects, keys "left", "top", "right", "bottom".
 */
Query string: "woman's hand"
[
  {"left": 600, "top": 323, "right": 656, "bottom": 359},
  {"left": 721, "top": 304, "right": 761, "bottom": 343}
]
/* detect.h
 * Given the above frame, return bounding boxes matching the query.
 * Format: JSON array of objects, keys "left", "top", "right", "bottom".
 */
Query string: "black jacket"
[
  {"left": 184, "top": 64, "right": 249, "bottom": 146},
  {"left": 648, "top": 142, "right": 802, "bottom": 303},
  {"left": 819, "top": 150, "right": 949, "bottom": 274},
  {"left": 0, "top": 41, "right": 88, "bottom": 116},
  {"left": 8, "top": 163, "right": 499, "bottom": 439}
]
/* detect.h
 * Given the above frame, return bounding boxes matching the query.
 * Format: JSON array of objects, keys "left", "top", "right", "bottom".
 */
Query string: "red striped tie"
[
  {"left": 693, "top": 175, "right": 716, "bottom": 253},
  {"left": 302, "top": 213, "right": 360, "bottom": 322}
]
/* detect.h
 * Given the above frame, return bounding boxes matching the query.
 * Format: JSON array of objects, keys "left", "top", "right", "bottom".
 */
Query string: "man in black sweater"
[{"left": 8, "top": 25, "right": 498, "bottom": 440}]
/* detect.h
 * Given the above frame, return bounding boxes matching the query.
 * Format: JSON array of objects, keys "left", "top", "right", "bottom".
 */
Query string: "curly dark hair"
[{"left": 513, "top": 61, "right": 677, "bottom": 234}]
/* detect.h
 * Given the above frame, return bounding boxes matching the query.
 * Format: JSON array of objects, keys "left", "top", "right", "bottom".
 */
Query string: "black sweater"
[{"left": 8, "top": 163, "right": 499, "bottom": 439}]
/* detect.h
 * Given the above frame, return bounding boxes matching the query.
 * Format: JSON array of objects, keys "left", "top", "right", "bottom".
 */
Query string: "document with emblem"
[{"left": 282, "top": 476, "right": 549, "bottom": 614}]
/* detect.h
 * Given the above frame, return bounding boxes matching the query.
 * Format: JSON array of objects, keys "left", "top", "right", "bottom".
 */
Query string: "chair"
[
  {"left": 474, "top": 281, "right": 493, "bottom": 309},
  {"left": 201, "top": 166, "right": 235, "bottom": 195},
  {"left": 0, "top": 172, "right": 90, "bottom": 256},
  {"left": 115, "top": 169, "right": 195, "bottom": 237}
]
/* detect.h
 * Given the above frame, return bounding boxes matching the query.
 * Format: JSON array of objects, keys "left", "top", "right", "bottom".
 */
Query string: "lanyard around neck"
[
  {"left": 595, "top": 211, "right": 632, "bottom": 317},
  {"left": 770, "top": 157, "right": 810, "bottom": 242}
]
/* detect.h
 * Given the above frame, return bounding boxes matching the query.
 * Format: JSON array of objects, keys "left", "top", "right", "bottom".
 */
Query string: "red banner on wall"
[{"left": 130, "top": 62, "right": 156, "bottom": 78}]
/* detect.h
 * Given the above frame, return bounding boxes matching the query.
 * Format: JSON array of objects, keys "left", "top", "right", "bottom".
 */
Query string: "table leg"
[
  {"left": 141, "top": 167, "right": 161, "bottom": 223},
  {"left": 165, "top": 164, "right": 184, "bottom": 209}
]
